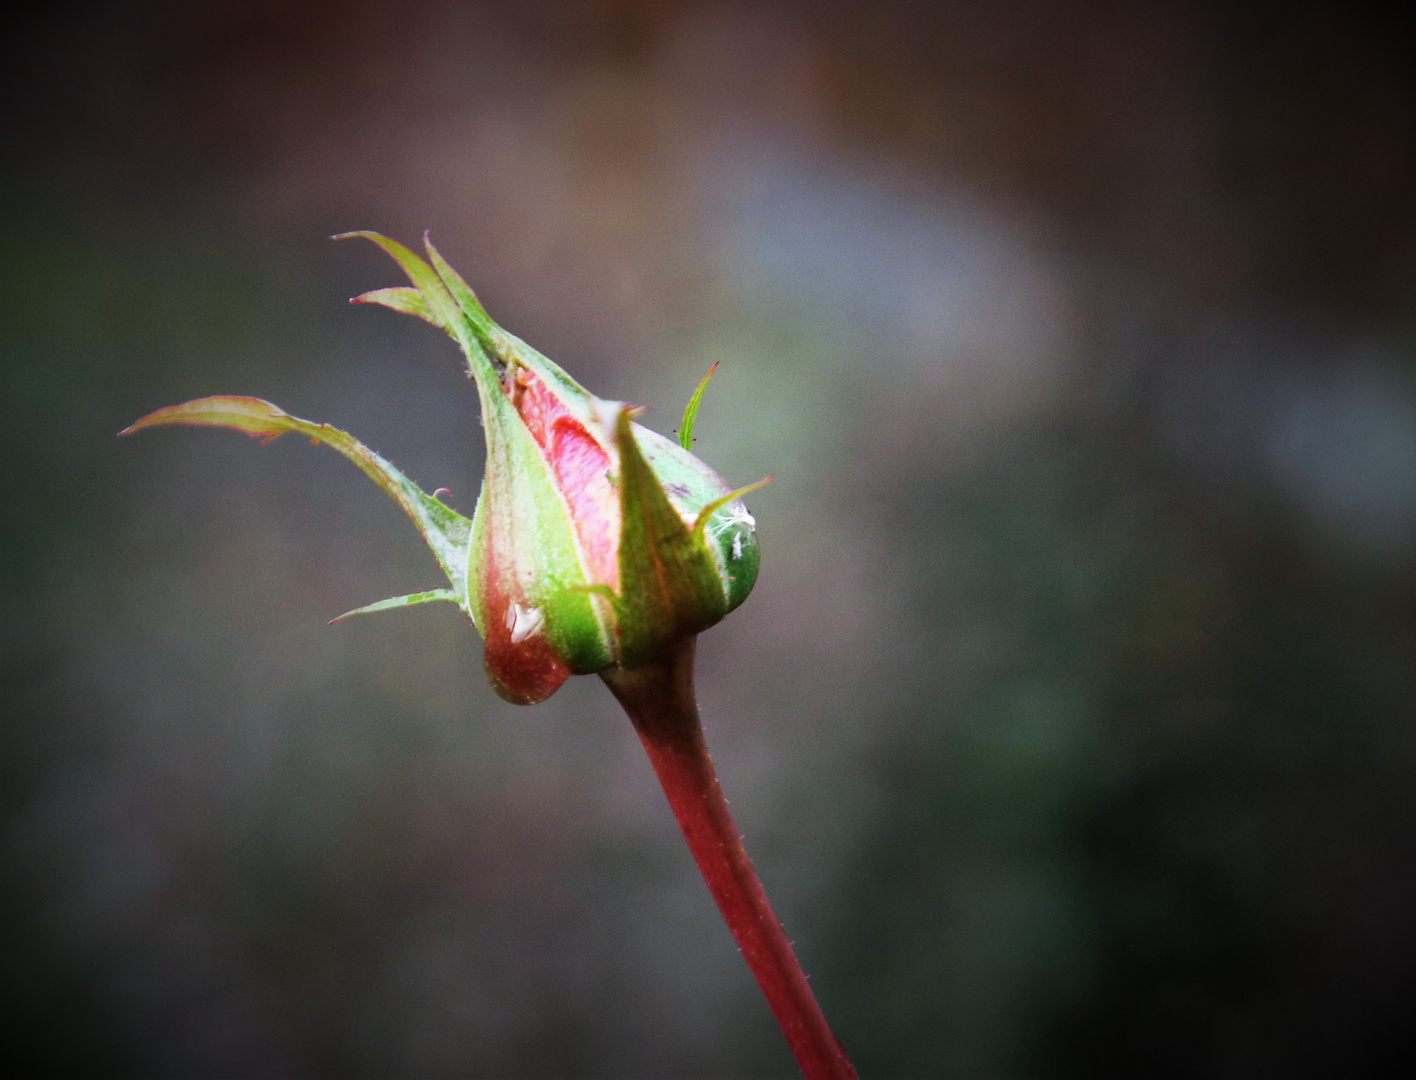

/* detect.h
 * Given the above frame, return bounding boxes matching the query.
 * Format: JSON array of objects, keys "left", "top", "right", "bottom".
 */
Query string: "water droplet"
[
  {"left": 482, "top": 574, "right": 570, "bottom": 705},
  {"left": 507, "top": 603, "right": 544, "bottom": 644},
  {"left": 484, "top": 614, "right": 569, "bottom": 705}
]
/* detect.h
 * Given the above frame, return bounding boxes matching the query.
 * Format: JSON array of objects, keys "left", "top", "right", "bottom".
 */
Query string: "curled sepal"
[{"left": 119, "top": 396, "right": 475, "bottom": 608}]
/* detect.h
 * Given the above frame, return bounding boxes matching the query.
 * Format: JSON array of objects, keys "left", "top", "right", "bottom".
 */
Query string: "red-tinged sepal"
[
  {"left": 352, "top": 286, "right": 436, "bottom": 325},
  {"left": 120, "top": 396, "right": 476, "bottom": 616}
]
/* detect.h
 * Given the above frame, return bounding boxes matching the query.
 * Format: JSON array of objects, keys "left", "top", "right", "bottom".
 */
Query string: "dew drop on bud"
[
  {"left": 506, "top": 603, "right": 544, "bottom": 645},
  {"left": 484, "top": 599, "right": 569, "bottom": 705}
]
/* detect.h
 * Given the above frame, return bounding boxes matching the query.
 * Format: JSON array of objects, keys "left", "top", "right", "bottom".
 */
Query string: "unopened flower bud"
[{"left": 122, "top": 233, "right": 766, "bottom": 705}]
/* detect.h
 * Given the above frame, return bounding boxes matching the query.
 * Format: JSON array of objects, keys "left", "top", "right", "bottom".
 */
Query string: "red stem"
[{"left": 601, "top": 638, "right": 857, "bottom": 1080}]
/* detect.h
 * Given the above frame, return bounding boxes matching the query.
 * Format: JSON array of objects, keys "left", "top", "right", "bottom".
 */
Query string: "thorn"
[{"left": 432, "top": 488, "right": 453, "bottom": 502}]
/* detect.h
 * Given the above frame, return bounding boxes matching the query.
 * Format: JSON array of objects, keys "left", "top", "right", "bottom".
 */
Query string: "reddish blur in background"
[{"left": 4, "top": 2, "right": 1416, "bottom": 1076}]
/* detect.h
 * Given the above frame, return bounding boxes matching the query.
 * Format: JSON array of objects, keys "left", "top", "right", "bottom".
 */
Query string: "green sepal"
[
  {"left": 352, "top": 286, "right": 435, "bottom": 325},
  {"left": 692, "top": 476, "right": 772, "bottom": 539},
  {"left": 421, "top": 236, "right": 498, "bottom": 341},
  {"left": 630, "top": 424, "right": 762, "bottom": 614},
  {"left": 464, "top": 381, "right": 614, "bottom": 675},
  {"left": 340, "top": 233, "right": 513, "bottom": 394},
  {"left": 331, "top": 589, "right": 459, "bottom": 623},
  {"left": 612, "top": 407, "right": 729, "bottom": 668},
  {"left": 423, "top": 236, "right": 608, "bottom": 436},
  {"left": 120, "top": 396, "right": 475, "bottom": 610},
  {"left": 335, "top": 232, "right": 462, "bottom": 333},
  {"left": 678, "top": 361, "right": 718, "bottom": 451},
  {"left": 342, "top": 232, "right": 613, "bottom": 676}
]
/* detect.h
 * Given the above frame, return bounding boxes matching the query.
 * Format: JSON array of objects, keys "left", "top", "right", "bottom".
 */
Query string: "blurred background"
[{"left": 4, "top": 1, "right": 1416, "bottom": 1075}]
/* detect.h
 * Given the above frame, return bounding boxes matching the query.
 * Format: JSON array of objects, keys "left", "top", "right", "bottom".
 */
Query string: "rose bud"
[{"left": 121, "top": 233, "right": 767, "bottom": 705}]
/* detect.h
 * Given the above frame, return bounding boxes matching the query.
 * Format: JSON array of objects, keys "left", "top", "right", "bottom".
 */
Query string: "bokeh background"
[{"left": 5, "top": 1, "right": 1416, "bottom": 1076}]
